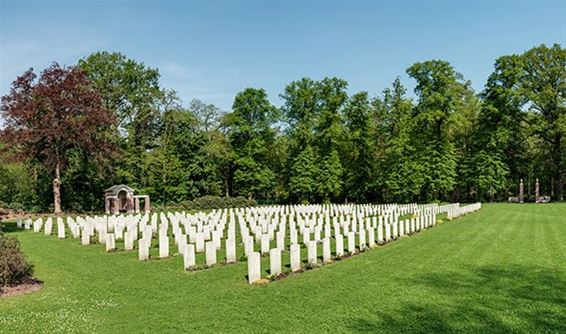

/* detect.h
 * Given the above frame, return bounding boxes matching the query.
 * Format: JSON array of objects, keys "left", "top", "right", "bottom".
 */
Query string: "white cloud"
[
  {"left": 160, "top": 62, "right": 200, "bottom": 80},
  {"left": 0, "top": 34, "right": 105, "bottom": 95}
]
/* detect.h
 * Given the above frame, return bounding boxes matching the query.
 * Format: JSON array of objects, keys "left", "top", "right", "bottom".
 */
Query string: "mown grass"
[{"left": 1, "top": 203, "right": 565, "bottom": 333}]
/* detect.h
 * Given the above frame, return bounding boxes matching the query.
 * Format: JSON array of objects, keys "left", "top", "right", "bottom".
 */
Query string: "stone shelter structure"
[{"left": 104, "top": 185, "right": 150, "bottom": 214}]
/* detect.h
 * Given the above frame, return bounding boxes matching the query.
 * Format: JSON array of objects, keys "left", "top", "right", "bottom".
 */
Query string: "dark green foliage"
[
  {"left": 317, "top": 149, "right": 343, "bottom": 203},
  {"left": 226, "top": 88, "right": 278, "bottom": 200},
  {"left": 1, "top": 45, "right": 564, "bottom": 211},
  {"left": 288, "top": 146, "right": 319, "bottom": 204},
  {"left": 343, "top": 92, "right": 374, "bottom": 202},
  {"left": 0, "top": 236, "right": 33, "bottom": 286},
  {"left": 178, "top": 196, "right": 255, "bottom": 210}
]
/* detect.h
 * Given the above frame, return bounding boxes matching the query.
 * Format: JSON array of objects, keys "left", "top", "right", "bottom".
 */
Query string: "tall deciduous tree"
[
  {"left": 375, "top": 78, "right": 421, "bottom": 202},
  {"left": 226, "top": 88, "right": 278, "bottom": 199},
  {"left": 78, "top": 51, "right": 163, "bottom": 149},
  {"left": 289, "top": 145, "right": 318, "bottom": 203},
  {"left": 407, "top": 60, "right": 471, "bottom": 201},
  {"left": 343, "top": 91, "right": 374, "bottom": 202},
  {"left": 519, "top": 44, "right": 565, "bottom": 200},
  {"left": 1, "top": 64, "right": 116, "bottom": 213}
]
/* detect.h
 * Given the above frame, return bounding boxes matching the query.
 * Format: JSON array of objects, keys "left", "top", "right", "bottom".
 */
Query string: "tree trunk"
[
  {"left": 53, "top": 162, "right": 62, "bottom": 214},
  {"left": 556, "top": 170, "right": 563, "bottom": 201},
  {"left": 224, "top": 176, "right": 229, "bottom": 197}
]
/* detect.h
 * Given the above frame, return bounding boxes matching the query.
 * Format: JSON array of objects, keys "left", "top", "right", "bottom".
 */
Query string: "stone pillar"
[
  {"left": 535, "top": 178, "right": 540, "bottom": 203},
  {"left": 519, "top": 178, "right": 524, "bottom": 203},
  {"left": 112, "top": 198, "right": 119, "bottom": 215},
  {"left": 134, "top": 197, "right": 140, "bottom": 213},
  {"left": 105, "top": 197, "right": 110, "bottom": 214},
  {"left": 127, "top": 192, "right": 135, "bottom": 213},
  {"left": 144, "top": 196, "right": 151, "bottom": 213}
]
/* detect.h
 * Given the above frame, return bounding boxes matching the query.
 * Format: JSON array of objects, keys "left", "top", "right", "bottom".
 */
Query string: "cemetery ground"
[{"left": 1, "top": 203, "right": 565, "bottom": 333}]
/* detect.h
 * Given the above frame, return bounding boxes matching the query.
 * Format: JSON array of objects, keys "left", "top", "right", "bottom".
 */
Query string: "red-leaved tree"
[{"left": 1, "top": 63, "right": 116, "bottom": 214}]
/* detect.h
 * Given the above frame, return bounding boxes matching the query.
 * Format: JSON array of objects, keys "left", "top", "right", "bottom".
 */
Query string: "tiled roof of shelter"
[{"left": 104, "top": 184, "right": 135, "bottom": 194}]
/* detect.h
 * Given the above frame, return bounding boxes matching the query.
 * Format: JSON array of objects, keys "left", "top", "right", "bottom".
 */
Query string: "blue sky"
[{"left": 1, "top": 0, "right": 565, "bottom": 111}]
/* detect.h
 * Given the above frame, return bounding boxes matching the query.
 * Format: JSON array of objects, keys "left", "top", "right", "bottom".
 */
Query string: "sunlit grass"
[{"left": 1, "top": 203, "right": 565, "bottom": 333}]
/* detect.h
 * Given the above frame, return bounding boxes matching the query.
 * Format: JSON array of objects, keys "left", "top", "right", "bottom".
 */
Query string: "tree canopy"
[{"left": 1, "top": 43, "right": 564, "bottom": 212}]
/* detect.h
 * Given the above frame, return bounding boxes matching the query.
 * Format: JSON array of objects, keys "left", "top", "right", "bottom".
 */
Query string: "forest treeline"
[{"left": 0, "top": 44, "right": 564, "bottom": 212}]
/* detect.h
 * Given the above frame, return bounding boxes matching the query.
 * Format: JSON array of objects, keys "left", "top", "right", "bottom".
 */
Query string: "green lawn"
[{"left": 1, "top": 203, "right": 566, "bottom": 333}]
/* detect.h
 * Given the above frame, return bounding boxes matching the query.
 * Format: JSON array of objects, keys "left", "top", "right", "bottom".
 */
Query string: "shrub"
[
  {"left": 0, "top": 236, "right": 34, "bottom": 286},
  {"left": 179, "top": 196, "right": 256, "bottom": 211}
]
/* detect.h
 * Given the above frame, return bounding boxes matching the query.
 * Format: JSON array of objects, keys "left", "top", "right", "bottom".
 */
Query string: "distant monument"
[
  {"left": 519, "top": 179, "right": 524, "bottom": 203},
  {"left": 508, "top": 177, "right": 550, "bottom": 203},
  {"left": 104, "top": 184, "right": 150, "bottom": 214}
]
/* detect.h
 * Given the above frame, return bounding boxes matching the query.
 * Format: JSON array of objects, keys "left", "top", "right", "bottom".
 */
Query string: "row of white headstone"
[
  {"left": 17, "top": 202, "right": 481, "bottom": 283},
  {"left": 245, "top": 204, "right": 461, "bottom": 283},
  {"left": 446, "top": 203, "right": 482, "bottom": 220}
]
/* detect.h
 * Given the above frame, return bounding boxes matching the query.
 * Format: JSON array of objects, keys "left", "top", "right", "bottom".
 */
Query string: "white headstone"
[
  {"left": 226, "top": 237, "right": 237, "bottom": 263},
  {"left": 392, "top": 221, "right": 398, "bottom": 239},
  {"left": 290, "top": 244, "right": 301, "bottom": 272},
  {"left": 377, "top": 223, "right": 384, "bottom": 244},
  {"left": 57, "top": 220, "right": 65, "bottom": 239},
  {"left": 81, "top": 229, "right": 90, "bottom": 245},
  {"left": 244, "top": 236, "right": 254, "bottom": 257},
  {"left": 368, "top": 227, "right": 375, "bottom": 248},
  {"left": 347, "top": 232, "right": 356, "bottom": 254},
  {"left": 322, "top": 237, "right": 331, "bottom": 263},
  {"left": 336, "top": 233, "right": 344, "bottom": 257},
  {"left": 44, "top": 218, "right": 53, "bottom": 236},
  {"left": 138, "top": 239, "right": 149, "bottom": 261},
  {"left": 359, "top": 229, "right": 366, "bottom": 250},
  {"left": 124, "top": 231, "right": 134, "bottom": 251},
  {"left": 270, "top": 248, "right": 282, "bottom": 276},
  {"left": 261, "top": 234, "right": 270, "bottom": 254},
  {"left": 177, "top": 234, "right": 187, "bottom": 255},
  {"left": 195, "top": 232, "right": 205, "bottom": 252},
  {"left": 205, "top": 241, "right": 217, "bottom": 266},
  {"left": 247, "top": 252, "right": 261, "bottom": 284},
  {"left": 106, "top": 234, "right": 115, "bottom": 252},
  {"left": 307, "top": 241, "right": 317, "bottom": 265},
  {"left": 276, "top": 232, "right": 285, "bottom": 250},
  {"left": 183, "top": 244, "right": 196, "bottom": 269},
  {"left": 159, "top": 235, "right": 169, "bottom": 258}
]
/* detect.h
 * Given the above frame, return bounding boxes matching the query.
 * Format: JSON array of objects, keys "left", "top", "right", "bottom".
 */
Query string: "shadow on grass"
[
  {"left": 1, "top": 221, "right": 20, "bottom": 233},
  {"left": 346, "top": 264, "right": 566, "bottom": 333}
]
